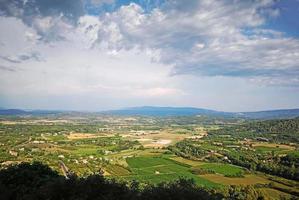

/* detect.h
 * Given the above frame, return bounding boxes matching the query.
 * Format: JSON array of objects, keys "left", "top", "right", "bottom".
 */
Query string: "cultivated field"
[{"left": 123, "top": 156, "right": 219, "bottom": 187}]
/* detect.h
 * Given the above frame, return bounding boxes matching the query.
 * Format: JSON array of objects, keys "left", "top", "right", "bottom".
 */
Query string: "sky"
[{"left": 0, "top": 0, "right": 298, "bottom": 112}]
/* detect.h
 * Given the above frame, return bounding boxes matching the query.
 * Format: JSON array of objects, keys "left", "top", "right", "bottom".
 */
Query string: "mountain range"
[
  {"left": 1, "top": 106, "right": 299, "bottom": 119},
  {"left": 102, "top": 106, "right": 299, "bottom": 119}
]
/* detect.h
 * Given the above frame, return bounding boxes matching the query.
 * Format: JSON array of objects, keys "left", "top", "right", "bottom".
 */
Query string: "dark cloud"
[
  {"left": 18, "top": 52, "right": 44, "bottom": 62},
  {"left": 0, "top": 55, "right": 21, "bottom": 63},
  {"left": 0, "top": 52, "right": 44, "bottom": 63},
  {"left": 0, "top": 0, "right": 85, "bottom": 22},
  {"left": 0, "top": 65, "right": 17, "bottom": 72},
  {"left": 0, "top": 0, "right": 85, "bottom": 41}
]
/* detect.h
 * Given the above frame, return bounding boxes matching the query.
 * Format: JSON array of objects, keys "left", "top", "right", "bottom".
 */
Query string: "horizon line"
[{"left": 1, "top": 105, "right": 299, "bottom": 114}]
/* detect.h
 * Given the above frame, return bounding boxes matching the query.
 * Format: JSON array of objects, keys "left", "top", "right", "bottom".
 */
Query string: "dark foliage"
[
  {"left": 0, "top": 162, "right": 59, "bottom": 199},
  {"left": 0, "top": 162, "right": 226, "bottom": 200}
]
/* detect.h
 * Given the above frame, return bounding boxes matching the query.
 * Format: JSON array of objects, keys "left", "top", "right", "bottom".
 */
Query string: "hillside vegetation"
[{"left": 208, "top": 118, "right": 299, "bottom": 143}]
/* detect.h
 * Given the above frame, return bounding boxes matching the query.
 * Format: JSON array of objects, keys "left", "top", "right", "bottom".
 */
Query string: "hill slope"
[
  {"left": 101, "top": 106, "right": 231, "bottom": 117},
  {"left": 237, "top": 109, "right": 299, "bottom": 119},
  {"left": 208, "top": 118, "right": 299, "bottom": 142}
]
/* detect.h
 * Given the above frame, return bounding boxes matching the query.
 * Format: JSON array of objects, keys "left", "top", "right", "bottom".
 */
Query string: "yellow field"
[
  {"left": 0, "top": 119, "right": 69, "bottom": 124},
  {"left": 67, "top": 133, "right": 109, "bottom": 140},
  {"left": 169, "top": 156, "right": 205, "bottom": 166},
  {"left": 127, "top": 131, "right": 193, "bottom": 148},
  {"left": 258, "top": 188, "right": 293, "bottom": 200},
  {"left": 251, "top": 142, "right": 295, "bottom": 150},
  {"left": 200, "top": 174, "right": 270, "bottom": 185}
]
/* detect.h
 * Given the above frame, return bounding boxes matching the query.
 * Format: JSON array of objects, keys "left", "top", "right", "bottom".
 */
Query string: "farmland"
[
  {"left": 123, "top": 156, "right": 218, "bottom": 187},
  {"left": 194, "top": 163, "right": 245, "bottom": 177},
  {"left": 0, "top": 114, "right": 298, "bottom": 199}
]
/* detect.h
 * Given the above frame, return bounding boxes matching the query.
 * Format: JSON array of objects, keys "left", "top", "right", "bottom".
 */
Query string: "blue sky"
[
  {"left": 265, "top": 0, "right": 299, "bottom": 37},
  {"left": 0, "top": 0, "right": 298, "bottom": 112}
]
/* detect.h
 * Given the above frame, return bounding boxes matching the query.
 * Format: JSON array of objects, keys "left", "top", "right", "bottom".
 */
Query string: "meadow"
[{"left": 195, "top": 163, "right": 245, "bottom": 177}]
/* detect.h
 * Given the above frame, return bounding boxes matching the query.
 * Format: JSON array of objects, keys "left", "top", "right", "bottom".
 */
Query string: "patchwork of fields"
[
  {"left": 0, "top": 116, "right": 298, "bottom": 199},
  {"left": 123, "top": 156, "right": 219, "bottom": 187}
]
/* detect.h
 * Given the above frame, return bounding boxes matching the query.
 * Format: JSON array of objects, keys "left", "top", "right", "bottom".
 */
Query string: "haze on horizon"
[{"left": 0, "top": 0, "right": 299, "bottom": 112}]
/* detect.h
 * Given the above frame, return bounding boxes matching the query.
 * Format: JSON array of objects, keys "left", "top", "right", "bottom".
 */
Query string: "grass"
[
  {"left": 198, "top": 163, "right": 244, "bottom": 177},
  {"left": 255, "top": 146, "right": 284, "bottom": 152},
  {"left": 44, "top": 134, "right": 68, "bottom": 141},
  {"left": 254, "top": 146, "right": 293, "bottom": 155},
  {"left": 122, "top": 156, "right": 220, "bottom": 188},
  {"left": 73, "top": 146, "right": 102, "bottom": 156},
  {"left": 288, "top": 151, "right": 299, "bottom": 156}
]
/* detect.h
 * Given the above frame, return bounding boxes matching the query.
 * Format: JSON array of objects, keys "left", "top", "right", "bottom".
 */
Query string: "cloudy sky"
[{"left": 0, "top": 0, "right": 298, "bottom": 112}]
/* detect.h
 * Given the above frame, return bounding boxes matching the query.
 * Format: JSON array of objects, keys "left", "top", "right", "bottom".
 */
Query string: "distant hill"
[
  {"left": 0, "top": 109, "right": 63, "bottom": 116},
  {"left": 101, "top": 106, "right": 232, "bottom": 117},
  {"left": 237, "top": 109, "right": 299, "bottom": 119},
  {"left": 102, "top": 106, "right": 299, "bottom": 119},
  {"left": 0, "top": 109, "right": 28, "bottom": 115}
]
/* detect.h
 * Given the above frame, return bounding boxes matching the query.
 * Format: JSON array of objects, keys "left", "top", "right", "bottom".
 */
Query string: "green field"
[
  {"left": 105, "top": 164, "right": 131, "bottom": 176},
  {"left": 253, "top": 146, "right": 296, "bottom": 157},
  {"left": 198, "top": 163, "right": 245, "bottom": 177},
  {"left": 122, "top": 156, "right": 219, "bottom": 187}
]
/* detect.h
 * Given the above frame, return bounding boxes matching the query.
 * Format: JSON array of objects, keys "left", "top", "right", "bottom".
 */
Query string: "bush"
[{"left": 190, "top": 168, "right": 215, "bottom": 175}]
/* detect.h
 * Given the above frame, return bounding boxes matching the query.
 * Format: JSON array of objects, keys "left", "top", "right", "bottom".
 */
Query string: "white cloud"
[
  {"left": 135, "top": 87, "right": 185, "bottom": 97},
  {"left": 0, "top": 17, "right": 179, "bottom": 107},
  {"left": 77, "top": 15, "right": 101, "bottom": 48},
  {"left": 91, "top": 1, "right": 299, "bottom": 86}
]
